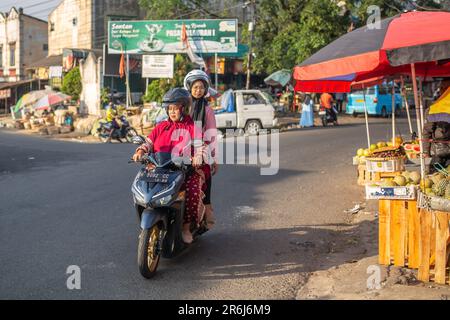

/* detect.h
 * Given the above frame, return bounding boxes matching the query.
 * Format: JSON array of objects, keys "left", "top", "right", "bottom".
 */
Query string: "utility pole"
[{"left": 245, "top": 0, "right": 255, "bottom": 90}]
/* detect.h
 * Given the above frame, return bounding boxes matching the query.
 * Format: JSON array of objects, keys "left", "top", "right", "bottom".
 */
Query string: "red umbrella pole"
[
  {"left": 401, "top": 76, "right": 413, "bottom": 135},
  {"left": 392, "top": 83, "right": 396, "bottom": 146},
  {"left": 362, "top": 84, "right": 371, "bottom": 149},
  {"left": 411, "top": 63, "right": 426, "bottom": 183}
]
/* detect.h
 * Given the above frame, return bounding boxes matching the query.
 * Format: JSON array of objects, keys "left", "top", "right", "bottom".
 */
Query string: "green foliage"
[
  {"left": 100, "top": 87, "right": 111, "bottom": 105},
  {"left": 138, "top": 0, "right": 214, "bottom": 19},
  {"left": 138, "top": 0, "right": 446, "bottom": 78},
  {"left": 61, "top": 67, "right": 81, "bottom": 101},
  {"left": 250, "top": 0, "right": 348, "bottom": 74},
  {"left": 142, "top": 54, "right": 194, "bottom": 103}
]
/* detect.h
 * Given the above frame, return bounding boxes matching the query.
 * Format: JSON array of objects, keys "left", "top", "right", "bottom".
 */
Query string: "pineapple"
[
  {"left": 432, "top": 179, "right": 449, "bottom": 196},
  {"left": 445, "top": 181, "right": 450, "bottom": 199}
]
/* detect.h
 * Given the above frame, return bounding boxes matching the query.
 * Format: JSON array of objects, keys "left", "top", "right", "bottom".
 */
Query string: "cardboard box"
[
  {"left": 365, "top": 185, "right": 416, "bottom": 200},
  {"left": 365, "top": 158, "right": 404, "bottom": 172}
]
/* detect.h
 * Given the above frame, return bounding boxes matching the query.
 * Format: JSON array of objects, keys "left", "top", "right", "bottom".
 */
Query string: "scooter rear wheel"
[
  {"left": 125, "top": 128, "right": 138, "bottom": 143},
  {"left": 138, "top": 223, "right": 162, "bottom": 279}
]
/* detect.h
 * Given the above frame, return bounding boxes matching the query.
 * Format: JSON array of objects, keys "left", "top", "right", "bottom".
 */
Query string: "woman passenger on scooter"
[
  {"left": 184, "top": 70, "right": 218, "bottom": 230},
  {"left": 132, "top": 88, "right": 210, "bottom": 244}
]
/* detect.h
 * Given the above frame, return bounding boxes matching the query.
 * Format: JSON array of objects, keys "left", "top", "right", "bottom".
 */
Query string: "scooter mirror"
[{"left": 132, "top": 135, "right": 145, "bottom": 145}]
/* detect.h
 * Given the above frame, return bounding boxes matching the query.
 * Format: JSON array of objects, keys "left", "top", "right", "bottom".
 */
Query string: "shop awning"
[
  {"left": 0, "top": 79, "right": 38, "bottom": 90},
  {"left": 26, "top": 55, "right": 63, "bottom": 69}
]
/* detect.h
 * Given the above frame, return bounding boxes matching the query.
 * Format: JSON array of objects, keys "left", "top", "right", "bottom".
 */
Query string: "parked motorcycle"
[
  {"left": 97, "top": 115, "right": 138, "bottom": 143},
  {"left": 130, "top": 136, "right": 209, "bottom": 279},
  {"left": 318, "top": 106, "right": 339, "bottom": 127}
]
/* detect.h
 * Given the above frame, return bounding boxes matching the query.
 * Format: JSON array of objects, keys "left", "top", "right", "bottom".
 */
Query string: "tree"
[
  {"left": 138, "top": 0, "right": 215, "bottom": 19},
  {"left": 250, "top": 0, "right": 349, "bottom": 74},
  {"left": 250, "top": 0, "right": 446, "bottom": 74},
  {"left": 61, "top": 67, "right": 82, "bottom": 101},
  {"left": 138, "top": 0, "right": 447, "bottom": 81}
]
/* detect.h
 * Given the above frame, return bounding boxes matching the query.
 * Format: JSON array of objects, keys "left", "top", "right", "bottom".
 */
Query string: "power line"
[{"left": 0, "top": 0, "right": 60, "bottom": 12}]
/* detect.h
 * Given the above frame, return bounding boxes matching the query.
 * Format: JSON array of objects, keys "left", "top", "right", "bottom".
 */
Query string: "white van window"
[{"left": 243, "top": 93, "right": 264, "bottom": 105}]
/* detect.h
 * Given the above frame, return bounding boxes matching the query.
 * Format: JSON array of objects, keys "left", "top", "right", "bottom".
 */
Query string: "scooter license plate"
[
  {"left": 318, "top": 111, "right": 326, "bottom": 115},
  {"left": 146, "top": 172, "right": 169, "bottom": 183}
]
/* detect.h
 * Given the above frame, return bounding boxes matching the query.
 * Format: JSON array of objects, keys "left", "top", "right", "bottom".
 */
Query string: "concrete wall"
[
  {"left": 21, "top": 15, "right": 49, "bottom": 71},
  {"left": 79, "top": 52, "right": 102, "bottom": 115},
  {"left": 0, "top": 8, "right": 48, "bottom": 82},
  {"left": 48, "top": 0, "right": 92, "bottom": 56},
  {"left": 49, "top": 0, "right": 142, "bottom": 56}
]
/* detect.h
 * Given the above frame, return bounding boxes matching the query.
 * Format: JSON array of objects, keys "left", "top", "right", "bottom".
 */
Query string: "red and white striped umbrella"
[{"left": 32, "top": 92, "right": 71, "bottom": 110}]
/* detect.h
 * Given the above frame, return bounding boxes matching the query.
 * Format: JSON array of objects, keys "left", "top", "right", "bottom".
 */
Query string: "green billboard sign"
[{"left": 108, "top": 19, "right": 238, "bottom": 54}]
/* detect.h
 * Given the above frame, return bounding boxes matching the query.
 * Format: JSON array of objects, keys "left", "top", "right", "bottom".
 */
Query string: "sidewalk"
[{"left": 278, "top": 111, "right": 396, "bottom": 132}]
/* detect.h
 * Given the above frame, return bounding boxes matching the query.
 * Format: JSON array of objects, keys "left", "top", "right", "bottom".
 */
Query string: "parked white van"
[{"left": 214, "top": 89, "right": 278, "bottom": 134}]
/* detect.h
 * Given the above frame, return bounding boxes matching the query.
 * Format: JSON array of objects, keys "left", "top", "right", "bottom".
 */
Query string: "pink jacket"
[{"left": 203, "top": 105, "right": 218, "bottom": 162}]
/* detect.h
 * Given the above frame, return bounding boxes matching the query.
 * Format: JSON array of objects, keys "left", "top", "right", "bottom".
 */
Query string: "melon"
[
  {"left": 377, "top": 141, "right": 387, "bottom": 148},
  {"left": 402, "top": 171, "right": 411, "bottom": 179},
  {"left": 357, "top": 148, "right": 365, "bottom": 157},
  {"left": 423, "top": 178, "right": 433, "bottom": 188},
  {"left": 431, "top": 173, "right": 445, "bottom": 185},
  {"left": 363, "top": 149, "right": 371, "bottom": 157},
  {"left": 382, "top": 179, "right": 397, "bottom": 187},
  {"left": 370, "top": 144, "right": 377, "bottom": 151},
  {"left": 409, "top": 172, "right": 421, "bottom": 184},
  {"left": 393, "top": 175, "right": 407, "bottom": 186}
]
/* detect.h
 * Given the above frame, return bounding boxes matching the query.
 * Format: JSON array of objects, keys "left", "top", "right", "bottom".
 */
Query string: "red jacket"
[
  {"left": 137, "top": 115, "right": 210, "bottom": 180},
  {"left": 148, "top": 115, "right": 202, "bottom": 155}
]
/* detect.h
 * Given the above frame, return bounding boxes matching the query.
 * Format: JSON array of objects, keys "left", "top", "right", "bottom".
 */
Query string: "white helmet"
[{"left": 184, "top": 69, "right": 211, "bottom": 94}]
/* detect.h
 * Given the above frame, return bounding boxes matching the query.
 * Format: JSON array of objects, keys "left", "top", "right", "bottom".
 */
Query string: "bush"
[{"left": 62, "top": 67, "right": 82, "bottom": 101}]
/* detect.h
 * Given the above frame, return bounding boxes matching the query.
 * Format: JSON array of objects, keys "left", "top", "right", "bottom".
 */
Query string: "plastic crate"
[
  {"left": 365, "top": 185, "right": 416, "bottom": 200},
  {"left": 365, "top": 157, "right": 405, "bottom": 172}
]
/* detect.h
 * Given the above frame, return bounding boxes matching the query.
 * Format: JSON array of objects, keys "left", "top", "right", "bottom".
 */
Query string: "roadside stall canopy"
[
  {"left": 293, "top": 11, "right": 450, "bottom": 182},
  {"left": 294, "top": 11, "right": 450, "bottom": 93},
  {"left": 428, "top": 87, "right": 450, "bottom": 123}
]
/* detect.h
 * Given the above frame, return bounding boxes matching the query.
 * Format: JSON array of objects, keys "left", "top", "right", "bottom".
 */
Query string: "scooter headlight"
[{"left": 157, "top": 195, "right": 172, "bottom": 206}]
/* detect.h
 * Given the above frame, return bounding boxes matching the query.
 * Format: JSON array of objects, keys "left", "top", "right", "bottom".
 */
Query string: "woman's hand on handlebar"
[
  {"left": 192, "top": 154, "right": 203, "bottom": 168},
  {"left": 132, "top": 149, "right": 145, "bottom": 162}
]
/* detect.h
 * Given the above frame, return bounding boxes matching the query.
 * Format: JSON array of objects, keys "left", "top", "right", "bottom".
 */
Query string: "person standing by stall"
[
  {"left": 299, "top": 93, "right": 314, "bottom": 128},
  {"left": 335, "top": 92, "right": 345, "bottom": 113},
  {"left": 423, "top": 81, "right": 450, "bottom": 173}
]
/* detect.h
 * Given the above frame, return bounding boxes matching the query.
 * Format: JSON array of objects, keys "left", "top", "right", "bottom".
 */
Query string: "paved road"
[{"left": 0, "top": 117, "right": 411, "bottom": 299}]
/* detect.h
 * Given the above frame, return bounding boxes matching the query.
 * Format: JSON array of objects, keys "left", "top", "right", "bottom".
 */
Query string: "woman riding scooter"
[
  {"left": 132, "top": 88, "right": 210, "bottom": 244},
  {"left": 184, "top": 70, "right": 218, "bottom": 230}
]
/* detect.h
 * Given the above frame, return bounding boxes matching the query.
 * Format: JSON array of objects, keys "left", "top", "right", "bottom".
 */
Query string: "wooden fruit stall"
[{"left": 377, "top": 195, "right": 450, "bottom": 286}]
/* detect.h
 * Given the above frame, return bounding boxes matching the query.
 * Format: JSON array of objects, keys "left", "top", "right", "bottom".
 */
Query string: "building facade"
[
  {"left": 48, "top": 0, "right": 143, "bottom": 56},
  {"left": 0, "top": 7, "right": 48, "bottom": 82}
]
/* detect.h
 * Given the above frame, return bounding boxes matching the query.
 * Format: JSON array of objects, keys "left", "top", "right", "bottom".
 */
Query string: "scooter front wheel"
[{"left": 138, "top": 223, "right": 162, "bottom": 279}]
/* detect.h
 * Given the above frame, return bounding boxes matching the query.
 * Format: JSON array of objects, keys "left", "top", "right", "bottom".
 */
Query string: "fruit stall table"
[{"left": 376, "top": 192, "right": 450, "bottom": 286}]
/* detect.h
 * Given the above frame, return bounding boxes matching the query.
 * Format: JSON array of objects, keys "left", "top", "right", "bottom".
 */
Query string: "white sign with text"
[{"left": 142, "top": 55, "right": 174, "bottom": 79}]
